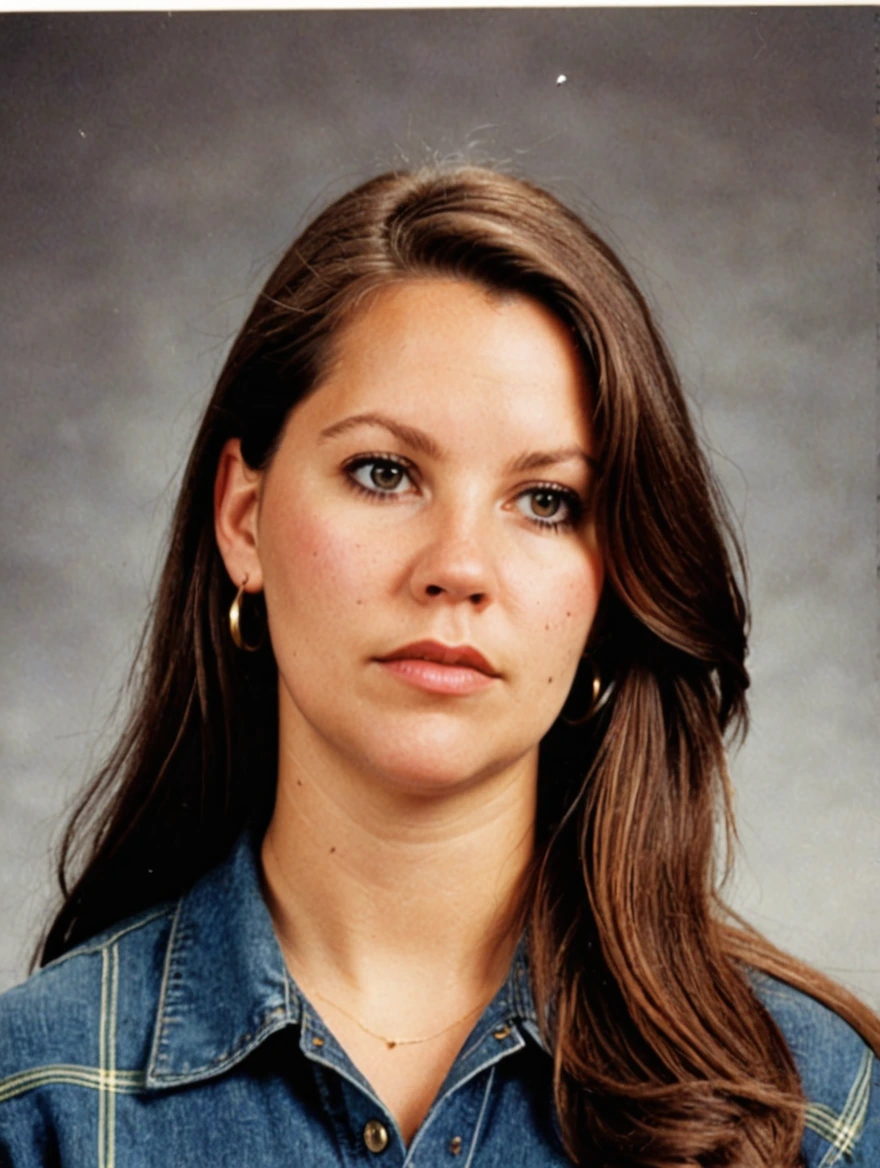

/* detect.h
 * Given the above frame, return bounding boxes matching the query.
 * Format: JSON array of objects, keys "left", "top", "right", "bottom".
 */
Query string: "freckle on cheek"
[{"left": 547, "top": 677, "right": 553, "bottom": 684}]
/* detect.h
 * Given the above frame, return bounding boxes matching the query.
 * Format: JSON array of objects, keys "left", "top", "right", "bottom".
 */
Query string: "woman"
[{"left": 1, "top": 165, "right": 877, "bottom": 1167}]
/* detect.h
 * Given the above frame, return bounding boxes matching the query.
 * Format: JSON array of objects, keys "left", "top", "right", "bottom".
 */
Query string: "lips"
[{"left": 377, "top": 640, "right": 499, "bottom": 677}]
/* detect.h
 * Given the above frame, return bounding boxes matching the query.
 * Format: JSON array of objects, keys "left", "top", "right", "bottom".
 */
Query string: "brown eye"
[
  {"left": 371, "top": 462, "right": 404, "bottom": 490},
  {"left": 530, "top": 490, "right": 561, "bottom": 519},
  {"left": 348, "top": 457, "right": 414, "bottom": 496},
  {"left": 514, "top": 486, "right": 581, "bottom": 530}
]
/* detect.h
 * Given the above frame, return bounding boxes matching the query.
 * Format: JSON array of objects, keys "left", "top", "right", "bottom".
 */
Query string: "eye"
[
  {"left": 346, "top": 455, "right": 416, "bottom": 498},
  {"left": 514, "top": 485, "right": 582, "bottom": 531}
]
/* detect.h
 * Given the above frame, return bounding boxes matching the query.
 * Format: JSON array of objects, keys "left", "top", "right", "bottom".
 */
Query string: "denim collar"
[{"left": 145, "top": 827, "right": 540, "bottom": 1089}]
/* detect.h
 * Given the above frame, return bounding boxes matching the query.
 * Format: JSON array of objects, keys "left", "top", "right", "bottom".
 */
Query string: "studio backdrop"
[{"left": 0, "top": 8, "right": 876, "bottom": 1002}]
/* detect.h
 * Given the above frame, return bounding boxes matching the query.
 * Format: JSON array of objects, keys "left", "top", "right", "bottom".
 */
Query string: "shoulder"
[
  {"left": 748, "top": 969, "right": 880, "bottom": 1166},
  {"left": 0, "top": 902, "right": 175, "bottom": 1086}
]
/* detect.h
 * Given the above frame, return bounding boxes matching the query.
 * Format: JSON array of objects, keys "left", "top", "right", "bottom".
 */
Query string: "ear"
[{"left": 214, "top": 438, "right": 264, "bottom": 592}]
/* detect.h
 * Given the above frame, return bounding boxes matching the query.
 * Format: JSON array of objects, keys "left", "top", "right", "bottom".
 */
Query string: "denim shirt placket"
[{"left": 293, "top": 966, "right": 539, "bottom": 1167}]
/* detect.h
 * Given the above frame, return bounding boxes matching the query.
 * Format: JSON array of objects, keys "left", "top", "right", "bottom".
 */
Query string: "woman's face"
[{"left": 220, "top": 279, "right": 604, "bottom": 795}]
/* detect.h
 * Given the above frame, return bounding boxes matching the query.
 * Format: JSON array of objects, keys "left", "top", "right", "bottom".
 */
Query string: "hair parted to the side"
[{"left": 39, "top": 166, "right": 880, "bottom": 1167}]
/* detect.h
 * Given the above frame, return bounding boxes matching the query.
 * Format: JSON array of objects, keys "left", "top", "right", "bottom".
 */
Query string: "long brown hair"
[{"left": 40, "top": 166, "right": 880, "bottom": 1166}]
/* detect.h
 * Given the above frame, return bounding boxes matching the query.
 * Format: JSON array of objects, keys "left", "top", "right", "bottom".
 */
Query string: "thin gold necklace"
[
  {"left": 309, "top": 985, "right": 492, "bottom": 1049},
  {"left": 266, "top": 837, "right": 500, "bottom": 1049}
]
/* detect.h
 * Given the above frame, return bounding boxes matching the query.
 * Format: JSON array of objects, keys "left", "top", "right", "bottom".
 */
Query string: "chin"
[{"left": 343, "top": 717, "right": 537, "bottom": 797}]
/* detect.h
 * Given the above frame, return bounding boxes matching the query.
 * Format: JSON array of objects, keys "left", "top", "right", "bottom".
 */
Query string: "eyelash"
[{"left": 342, "top": 454, "right": 584, "bottom": 533}]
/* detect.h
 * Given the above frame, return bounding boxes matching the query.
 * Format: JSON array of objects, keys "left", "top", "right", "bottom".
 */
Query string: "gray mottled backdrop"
[{"left": 1, "top": 10, "right": 877, "bottom": 1002}]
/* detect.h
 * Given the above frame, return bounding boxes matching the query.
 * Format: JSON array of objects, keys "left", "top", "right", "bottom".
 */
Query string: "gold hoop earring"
[
  {"left": 561, "top": 658, "right": 614, "bottom": 725},
  {"left": 229, "top": 577, "right": 265, "bottom": 652}
]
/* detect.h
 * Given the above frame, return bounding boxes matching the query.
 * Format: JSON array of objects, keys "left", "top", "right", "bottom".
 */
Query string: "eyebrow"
[
  {"left": 319, "top": 412, "right": 442, "bottom": 459},
  {"left": 318, "top": 411, "right": 597, "bottom": 471}
]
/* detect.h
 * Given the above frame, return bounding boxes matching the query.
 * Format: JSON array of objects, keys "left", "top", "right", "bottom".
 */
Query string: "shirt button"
[
  {"left": 363, "top": 1119, "right": 390, "bottom": 1154},
  {"left": 449, "top": 1135, "right": 463, "bottom": 1155},
  {"left": 492, "top": 1024, "right": 511, "bottom": 1040}
]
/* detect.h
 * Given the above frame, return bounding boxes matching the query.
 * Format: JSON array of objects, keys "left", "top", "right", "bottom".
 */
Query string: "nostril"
[
  {"left": 426, "top": 585, "right": 443, "bottom": 596},
  {"left": 469, "top": 593, "right": 485, "bottom": 606}
]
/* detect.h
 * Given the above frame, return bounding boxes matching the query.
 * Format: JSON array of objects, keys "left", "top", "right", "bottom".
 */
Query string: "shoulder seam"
[{"left": 40, "top": 906, "right": 174, "bottom": 971}]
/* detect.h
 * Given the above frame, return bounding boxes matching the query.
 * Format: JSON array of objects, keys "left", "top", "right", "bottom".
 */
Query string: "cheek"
[
  {"left": 524, "top": 552, "right": 604, "bottom": 688},
  {"left": 258, "top": 501, "right": 390, "bottom": 628}
]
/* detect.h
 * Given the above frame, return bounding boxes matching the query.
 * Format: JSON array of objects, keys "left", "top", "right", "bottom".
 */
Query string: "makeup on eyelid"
[{"left": 339, "top": 452, "right": 588, "bottom": 531}]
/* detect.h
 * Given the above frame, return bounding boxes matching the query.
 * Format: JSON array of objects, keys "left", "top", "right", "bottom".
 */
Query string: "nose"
[{"left": 408, "top": 502, "right": 497, "bottom": 610}]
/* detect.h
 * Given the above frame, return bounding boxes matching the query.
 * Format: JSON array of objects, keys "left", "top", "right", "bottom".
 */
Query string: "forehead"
[{"left": 296, "top": 278, "right": 594, "bottom": 453}]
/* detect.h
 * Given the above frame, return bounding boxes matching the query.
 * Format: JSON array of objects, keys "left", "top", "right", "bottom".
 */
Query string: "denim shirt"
[{"left": 1, "top": 830, "right": 877, "bottom": 1167}]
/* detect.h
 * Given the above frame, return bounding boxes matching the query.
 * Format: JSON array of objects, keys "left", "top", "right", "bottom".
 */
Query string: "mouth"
[
  {"left": 377, "top": 640, "right": 499, "bottom": 677},
  {"left": 374, "top": 640, "right": 500, "bottom": 696}
]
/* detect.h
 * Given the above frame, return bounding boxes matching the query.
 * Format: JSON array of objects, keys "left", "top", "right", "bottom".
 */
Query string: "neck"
[{"left": 260, "top": 732, "right": 536, "bottom": 1023}]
